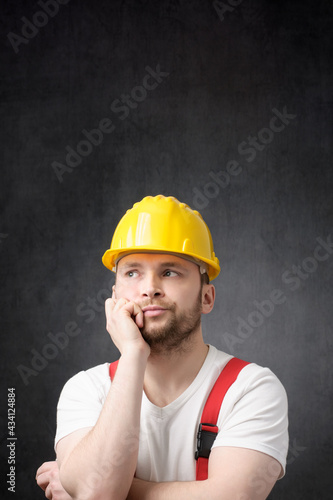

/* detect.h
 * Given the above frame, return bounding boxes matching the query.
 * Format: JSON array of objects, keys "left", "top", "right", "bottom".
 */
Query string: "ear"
[{"left": 201, "top": 284, "right": 215, "bottom": 314}]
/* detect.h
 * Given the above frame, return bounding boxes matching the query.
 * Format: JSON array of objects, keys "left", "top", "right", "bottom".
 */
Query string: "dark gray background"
[{"left": 1, "top": 0, "right": 332, "bottom": 498}]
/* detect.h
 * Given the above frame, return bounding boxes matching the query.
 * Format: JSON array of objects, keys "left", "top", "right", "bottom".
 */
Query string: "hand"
[
  {"left": 36, "top": 461, "right": 72, "bottom": 499},
  {"left": 105, "top": 294, "right": 150, "bottom": 357}
]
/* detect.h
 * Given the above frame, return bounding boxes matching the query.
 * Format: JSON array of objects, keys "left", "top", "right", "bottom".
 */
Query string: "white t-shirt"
[{"left": 55, "top": 345, "right": 288, "bottom": 482}]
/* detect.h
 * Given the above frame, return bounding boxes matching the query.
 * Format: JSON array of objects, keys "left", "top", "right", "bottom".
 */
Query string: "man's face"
[{"left": 114, "top": 253, "right": 208, "bottom": 353}]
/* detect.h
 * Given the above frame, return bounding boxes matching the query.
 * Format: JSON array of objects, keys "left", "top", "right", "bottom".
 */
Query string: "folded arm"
[
  {"left": 36, "top": 446, "right": 280, "bottom": 500},
  {"left": 127, "top": 446, "right": 282, "bottom": 500}
]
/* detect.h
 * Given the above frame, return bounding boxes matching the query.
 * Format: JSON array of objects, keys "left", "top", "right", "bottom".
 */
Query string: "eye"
[
  {"left": 126, "top": 270, "right": 139, "bottom": 278},
  {"left": 163, "top": 269, "right": 179, "bottom": 277}
]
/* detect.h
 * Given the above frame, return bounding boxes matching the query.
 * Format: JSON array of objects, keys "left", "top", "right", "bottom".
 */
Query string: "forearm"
[
  {"left": 127, "top": 472, "right": 273, "bottom": 500},
  {"left": 59, "top": 348, "right": 148, "bottom": 500},
  {"left": 127, "top": 478, "right": 212, "bottom": 500}
]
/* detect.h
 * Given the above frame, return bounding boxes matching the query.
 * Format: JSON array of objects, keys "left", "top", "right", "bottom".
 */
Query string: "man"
[{"left": 36, "top": 194, "right": 288, "bottom": 500}]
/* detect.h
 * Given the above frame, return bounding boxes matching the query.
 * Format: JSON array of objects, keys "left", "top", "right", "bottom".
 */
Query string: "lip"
[{"left": 142, "top": 306, "right": 167, "bottom": 317}]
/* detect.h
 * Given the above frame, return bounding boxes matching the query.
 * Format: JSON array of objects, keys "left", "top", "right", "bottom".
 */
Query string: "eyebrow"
[
  {"left": 159, "top": 261, "right": 189, "bottom": 270},
  {"left": 118, "top": 260, "right": 189, "bottom": 270},
  {"left": 119, "top": 262, "right": 143, "bottom": 269}
]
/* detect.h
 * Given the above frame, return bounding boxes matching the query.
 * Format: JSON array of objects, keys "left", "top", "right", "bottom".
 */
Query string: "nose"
[{"left": 141, "top": 272, "right": 164, "bottom": 299}]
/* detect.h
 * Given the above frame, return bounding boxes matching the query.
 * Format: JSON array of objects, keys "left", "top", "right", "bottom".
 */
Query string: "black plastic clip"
[{"left": 195, "top": 423, "right": 218, "bottom": 460}]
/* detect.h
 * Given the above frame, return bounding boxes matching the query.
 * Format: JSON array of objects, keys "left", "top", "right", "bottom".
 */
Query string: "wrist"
[
  {"left": 121, "top": 338, "right": 150, "bottom": 359},
  {"left": 120, "top": 343, "right": 150, "bottom": 366}
]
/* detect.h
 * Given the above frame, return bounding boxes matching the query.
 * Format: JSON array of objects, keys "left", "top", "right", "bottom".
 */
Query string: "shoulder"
[
  {"left": 58, "top": 363, "right": 111, "bottom": 404},
  {"left": 210, "top": 346, "right": 287, "bottom": 403},
  {"left": 55, "top": 363, "right": 112, "bottom": 447},
  {"left": 232, "top": 360, "right": 288, "bottom": 407}
]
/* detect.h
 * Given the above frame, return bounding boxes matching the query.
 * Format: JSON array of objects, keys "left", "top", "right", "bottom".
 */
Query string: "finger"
[
  {"left": 110, "top": 298, "right": 143, "bottom": 323},
  {"left": 106, "top": 297, "right": 144, "bottom": 328},
  {"left": 36, "top": 461, "right": 54, "bottom": 478},
  {"left": 105, "top": 297, "right": 117, "bottom": 320},
  {"left": 128, "top": 301, "right": 144, "bottom": 328},
  {"left": 105, "top": 298, "right": 130, "bottom": 332},
  {"left": 135, "top": 313, "right": 144, "bottom": 329},
  {"left": 45, "top": 483, "right": 52, "bottom": 499},
  {"left": 112, "top": 297, "right": 129, "bottom": 311},
  {"left": 36, "top": 472, "right": 49, "bottom": 490},
  {"left": 105, "top": 297, "right": 116, "bottom": 310}
]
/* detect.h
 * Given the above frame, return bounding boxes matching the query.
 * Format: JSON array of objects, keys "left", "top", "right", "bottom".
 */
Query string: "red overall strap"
[
  {"left": 109, "top": 360, "right": 119, "bottom": 381},
  {"left": 195, "top": 357, "right": 250, "bottom": 481}
]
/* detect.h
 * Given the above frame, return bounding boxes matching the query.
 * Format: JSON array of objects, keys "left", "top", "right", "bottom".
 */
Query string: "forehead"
[{"left": 117, "top": 253, "right": 197, "bottom": 271}]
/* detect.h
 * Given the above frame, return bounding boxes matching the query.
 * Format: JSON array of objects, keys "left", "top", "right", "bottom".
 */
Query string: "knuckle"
[{"left": 105, "top": 297, "right": 114, "bottom": 309}]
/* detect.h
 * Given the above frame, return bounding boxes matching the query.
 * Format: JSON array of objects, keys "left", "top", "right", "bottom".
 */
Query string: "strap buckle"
[{"left": 194, "top": 423, "right": 218, "bottom": 460}]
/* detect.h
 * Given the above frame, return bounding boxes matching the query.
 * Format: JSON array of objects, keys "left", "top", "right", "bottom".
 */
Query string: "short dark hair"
[{"left": 200, "top": 272, "right": 210, "bottom": 286}]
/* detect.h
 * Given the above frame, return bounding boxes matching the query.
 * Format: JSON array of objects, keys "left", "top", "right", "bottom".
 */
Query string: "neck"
[{"left": 143, "top": 331, "right": 209, "bottom": 407}]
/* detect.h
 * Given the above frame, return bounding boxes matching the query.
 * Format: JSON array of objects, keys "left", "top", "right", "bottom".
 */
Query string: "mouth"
[{"left": 141, "top": 305, "right": 168, "bottom": 317}]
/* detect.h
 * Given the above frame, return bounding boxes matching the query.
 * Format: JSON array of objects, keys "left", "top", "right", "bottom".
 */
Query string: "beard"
[{"left": 139, "top": 292, "right": 202, "bottom": 354}]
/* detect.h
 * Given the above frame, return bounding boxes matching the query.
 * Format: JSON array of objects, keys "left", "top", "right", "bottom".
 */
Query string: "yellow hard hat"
[{"left": 102, "top": 195, "right": 220, "bottom": 280}]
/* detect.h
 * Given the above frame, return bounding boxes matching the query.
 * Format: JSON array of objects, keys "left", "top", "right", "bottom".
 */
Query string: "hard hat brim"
[{"left": 102, "top": 247, "right": 220, "bottom": 281}]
